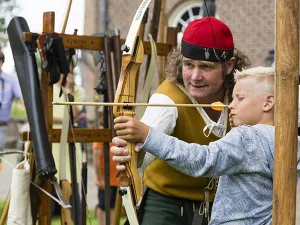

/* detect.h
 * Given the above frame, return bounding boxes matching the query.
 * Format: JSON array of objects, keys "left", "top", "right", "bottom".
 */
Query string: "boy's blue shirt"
[{"left": 141, "top": 124, "right": 300, "bottom": 225}]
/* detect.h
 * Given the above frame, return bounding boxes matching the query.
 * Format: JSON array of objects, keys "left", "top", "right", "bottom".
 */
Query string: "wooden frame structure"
[
  {"left": 1, "top": 0, "right": 299, "bottom": 224},
  {"left": 13, "top": 10, "right": 177, "bottom": 225},
  {"left": 273, "top": 1, "right": 299, "bottom": 224}
]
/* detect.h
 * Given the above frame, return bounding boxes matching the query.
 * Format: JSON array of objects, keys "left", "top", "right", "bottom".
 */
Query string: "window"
[{"left": 168, "top": 0, "right": 217, "bottom": 43}]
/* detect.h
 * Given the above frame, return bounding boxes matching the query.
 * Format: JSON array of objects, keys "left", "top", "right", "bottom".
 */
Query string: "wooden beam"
[
  {"left": 39, "top": 12, "right": 54, "bottom": 225},
  {"left": 20, "top": 128, "right": 112, "bottom": 143},
  {"left": 22, "top": 32, "right": 174, "bottom": 56},
  {"left": 272, "top": 0, "right": 299, "bottom": 224}
]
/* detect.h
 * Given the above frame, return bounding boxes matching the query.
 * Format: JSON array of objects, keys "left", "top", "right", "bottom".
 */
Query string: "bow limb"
[
  {"left": 113, "top": 0, "right": 152, "bottom": 224},
  {"left": 59, "top": 92, "right": 72, "bottom": 225},
  {"left": 61, "top": 0, "right": 73, "bottom": 33}
]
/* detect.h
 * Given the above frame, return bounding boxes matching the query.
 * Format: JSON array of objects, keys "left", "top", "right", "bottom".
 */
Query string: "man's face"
[
  {"left": 182, "top": 57, "right": 225, "bottom": 103},
  {"left": 229, "top": 78, "right": 266, "bottom": 127}
]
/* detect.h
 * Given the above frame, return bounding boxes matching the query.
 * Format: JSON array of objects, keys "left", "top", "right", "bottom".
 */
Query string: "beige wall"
[
  {"left": 89, "top": 0, "right": 276, "bottom": 67},
  {"left": 82, "top": 0, "right": 278, "bottom": 119},
  {"left": 216, "top": 0, "right": 275, "bottom": 66}
]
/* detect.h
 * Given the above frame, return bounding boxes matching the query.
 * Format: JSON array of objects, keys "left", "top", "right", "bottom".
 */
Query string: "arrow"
[{"left": 53, "top": 101, "right": 227, "bottom": 111}]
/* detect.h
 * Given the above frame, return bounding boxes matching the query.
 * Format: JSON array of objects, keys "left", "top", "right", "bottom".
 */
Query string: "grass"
[
  {"left": 0, "top": 200, "right": 126, "bottom": 225},
  {"left": 51, "top": 210, "right": 99, "bottom": 225},
  {"left": 10, "top": 99, "right": 27, "bottom": 119}
]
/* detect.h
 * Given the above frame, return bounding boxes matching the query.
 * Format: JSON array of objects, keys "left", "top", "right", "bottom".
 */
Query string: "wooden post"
[
  {"left": 113, "top": 187, "right": 122, "bottom": 225},
  {"left": 103, "top": 34, "right": 114, "bottom": 225},
  {"left": 39, "top": 11, "right": 55, "bottom": 225},
  {"left": 166, "top": 27, "right": 177, "bottom": 50},
  {"left": 110, "top": 29, "right": 122, "bottom": 92},
  {"left": 158, "top": 0, "right": 166, "bottom": 84},
  {"left": 272, "top": 0, "right": 299, "bottom": 224},
  {"left": 0, "top": 194, "right": 10, "bottom": 225}
]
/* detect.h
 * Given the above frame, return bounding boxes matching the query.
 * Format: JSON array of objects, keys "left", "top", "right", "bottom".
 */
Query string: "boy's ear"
[{"left": 263, "top": 94, "right": 275, "bottom": 112}]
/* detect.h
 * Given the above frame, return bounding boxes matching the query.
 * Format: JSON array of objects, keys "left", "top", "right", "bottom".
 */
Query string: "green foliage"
[
  {"left": 0, "top": 200, "right": 126, "bottom": 224},
  {"left": 0, "top": 0, "right": 19, "bottom": 48},
  {"left": 10, "top": 98, "right": 27, "bottom": 119}
]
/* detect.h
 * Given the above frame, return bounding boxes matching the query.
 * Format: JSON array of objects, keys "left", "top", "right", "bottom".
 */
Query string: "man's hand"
[
  {"left": 111, "top": 137, "right": 142, "bottom": 171},
  {"left": 111, "top": 137, "right": 130, "bottom": 171},
  {"left": 114, "top": 116, "right": 149, "bottom": 143}
]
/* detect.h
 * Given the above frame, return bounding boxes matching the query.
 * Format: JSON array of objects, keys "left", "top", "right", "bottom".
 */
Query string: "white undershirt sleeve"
[
  {"left": 138, "top": 93, "right": 178, "bottom": 170},
  {"left": 140, "top": 93, "right": 178, "bottom": 134}
]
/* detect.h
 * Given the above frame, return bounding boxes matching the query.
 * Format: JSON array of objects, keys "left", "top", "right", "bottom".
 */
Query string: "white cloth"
[
  {"left": 140, "top": 93, "right": 178, "bottom": 135},
  {"left": 7, "top": 160, "right": 32, "bottom": 225},
  {"left": 176, "top": 83, "right": 228, "bottom": 138},
  {"left": 52, "top": 84, "right": 85, "bottom": 183},
  {"left": 139, "top": 93, "right": 178, "bottom": 170},
  {"left": 141, "top": 87, "right": 228, "bottom": 138}
]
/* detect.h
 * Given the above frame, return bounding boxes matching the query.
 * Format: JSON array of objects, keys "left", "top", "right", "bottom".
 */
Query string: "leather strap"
[{"left": 0, "top": 122, "right": 8, "bottom": 126}]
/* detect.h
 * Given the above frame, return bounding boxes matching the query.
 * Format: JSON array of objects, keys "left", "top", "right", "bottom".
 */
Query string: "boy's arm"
[
  {"left": 137, "top": 94, "right": 178, "bottom": 167},
  {"left": 140, "top": 126, "right": 251, "bottom": 177}
]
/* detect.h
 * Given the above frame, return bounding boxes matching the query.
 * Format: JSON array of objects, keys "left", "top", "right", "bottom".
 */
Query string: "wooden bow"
[{"left": 113, "top": 0, "right": 152, "bottom": 224}]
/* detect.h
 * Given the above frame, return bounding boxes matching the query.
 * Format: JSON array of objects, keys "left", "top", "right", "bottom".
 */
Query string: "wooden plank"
[
  {"left": 23, "top": 32, "right": 174, "bottom": 56},
  {"left": 38, "top": 11, "right": 55, "bottom": 225},
  {"left": 158, "top": 0, "right": 167, "bottom": 84},
  {"left": 20, "top": 128, "right": 112, "bottom": 143},
  {"left": 61, "top": 34, "right": 173, "bottom": 56},
  {"left": 272, "top": 0, "right": 299, "bottom": 224}
]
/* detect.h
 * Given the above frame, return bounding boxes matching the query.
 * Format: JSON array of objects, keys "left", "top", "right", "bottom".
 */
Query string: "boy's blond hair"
[{"left": 234, "top": 67, "right": 275, "bottom": 96}]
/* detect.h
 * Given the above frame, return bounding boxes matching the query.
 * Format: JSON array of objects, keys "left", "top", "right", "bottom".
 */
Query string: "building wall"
[
  {"left": 217, "top": 0, "right": 275, "bottom": 66},
  {"left": 82, "top": 0, "right": 278, "bottom": 118},
  {"left": 103, "top": 0, "right": 276, "bottom": 66}
]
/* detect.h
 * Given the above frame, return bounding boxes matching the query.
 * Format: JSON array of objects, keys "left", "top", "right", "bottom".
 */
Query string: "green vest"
[{"left": 143, "top": 80, "right": 230, "bottom": 201}]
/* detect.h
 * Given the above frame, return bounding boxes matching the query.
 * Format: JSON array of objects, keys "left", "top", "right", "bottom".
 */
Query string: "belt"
[{"left": 0, "top": 122, "right": 8, "bottom": 126}]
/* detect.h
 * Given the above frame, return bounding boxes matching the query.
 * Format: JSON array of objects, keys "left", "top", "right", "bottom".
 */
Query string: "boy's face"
[{"left": 229, "top": 78, "right": 268, "bottom": 127}]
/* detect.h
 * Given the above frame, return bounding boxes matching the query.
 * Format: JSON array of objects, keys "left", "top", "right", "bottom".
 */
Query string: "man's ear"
[
  {"left": 263, "top": 94, "right": 275, "bottom": 112},
  {"left": 225, "top": 57, "right": 236, "bottom": 75}
]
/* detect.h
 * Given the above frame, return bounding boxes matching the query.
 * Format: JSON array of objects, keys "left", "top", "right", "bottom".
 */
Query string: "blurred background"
[{"left": 0, "top": 0, "right": 298, "bottom": 224}]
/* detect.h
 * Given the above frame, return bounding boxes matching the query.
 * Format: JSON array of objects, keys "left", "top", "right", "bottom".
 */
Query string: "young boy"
[{"left": 111, "top": 66, "right": 300, "bottom": 225}]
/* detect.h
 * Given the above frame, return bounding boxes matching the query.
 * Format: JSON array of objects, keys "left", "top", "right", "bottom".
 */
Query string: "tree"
[{"left": 0, "top": 0, "right": 19, "bottom": 48}]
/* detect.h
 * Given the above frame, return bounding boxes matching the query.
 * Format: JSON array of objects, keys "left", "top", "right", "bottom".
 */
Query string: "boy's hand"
[{"left": 114, "top": 116, "right": 149, "bottom": 143}]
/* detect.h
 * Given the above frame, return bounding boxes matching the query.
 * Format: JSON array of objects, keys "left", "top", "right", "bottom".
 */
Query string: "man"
[
  {"left": 112, "top": 17, "right": 250, "bottom": 225},
  {"left": 0, "top": 50, "right": 22, "bottom": 156},
  {"left": 112, "top": 66, "right": 300, "bottom": 225}
]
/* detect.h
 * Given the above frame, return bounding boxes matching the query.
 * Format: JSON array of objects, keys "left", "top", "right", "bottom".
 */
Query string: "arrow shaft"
[{"left": 53, "top": 101, "right": 227, "bottom": 108}]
